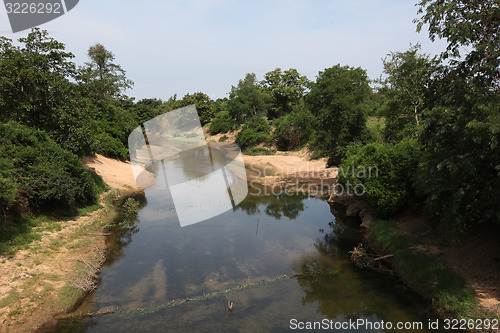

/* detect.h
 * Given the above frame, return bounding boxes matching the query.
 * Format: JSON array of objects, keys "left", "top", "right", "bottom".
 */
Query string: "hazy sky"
[{"left": 0, "top": 0, "right": 447, "bottom": 101}]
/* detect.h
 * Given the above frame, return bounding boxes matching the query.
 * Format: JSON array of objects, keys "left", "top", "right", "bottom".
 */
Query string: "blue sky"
[{"left": 0, "top": 0, "right": 447, "bottom": 101}]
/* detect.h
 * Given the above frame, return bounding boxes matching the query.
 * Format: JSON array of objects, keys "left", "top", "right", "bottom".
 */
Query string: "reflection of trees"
[
  {"left": 104, "top": 193, "right": 147, "bottom": 267},
  {"left": 235, "top": 193, "right": 308, "bottom": 219},
  {"left": 293, "top": 219, "right": 373, "bottom": 320},
  {"left": 293, "top": 219, "right": 426, "bottom": 329}
]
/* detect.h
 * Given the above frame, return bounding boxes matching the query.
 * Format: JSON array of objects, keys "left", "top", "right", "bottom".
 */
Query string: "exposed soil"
[
  {"left": 0, "top": 154, "right": 147, "bottom": 332},
  {"left": 243, "top": 150, "right": 337, "bottom": 197}
]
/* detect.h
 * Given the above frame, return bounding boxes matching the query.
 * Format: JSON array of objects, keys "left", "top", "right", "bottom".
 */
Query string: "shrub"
[
  {"left": 209, "top": 111, "right": 234, "bottom": 134},
  {"left": 0, "top": 157, "right": 16, "bottom": 213},
  {"left": 235, "top": 116, "right": 271, "bottom": 149},
  {"left": 0, "top": 122, "right": 101, "bottom": 214},
  {"left": 272, "top": 108, "right": 313, "bottom": 150},
  {"left": 93, "top": 132, "right": 129, "bottom": 160},
  {"left": 337, "top": 138, "right": 421, "bottom": 216}
]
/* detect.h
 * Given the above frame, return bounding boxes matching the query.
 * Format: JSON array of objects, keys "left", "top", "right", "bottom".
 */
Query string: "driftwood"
[
  {"left": 350, "top": 243, "right": 395, "bottom": 274},
  {"left": 373, "top": 254, "right": 394, "bottom": 261}
]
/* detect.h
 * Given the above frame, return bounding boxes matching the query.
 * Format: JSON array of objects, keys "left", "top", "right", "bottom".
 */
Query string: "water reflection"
[
  {"left": 38, "top": 191, "right": 437, "bottom": 333},
  {"left": 235, "top": 192, "right": 307, "bottom": 220},
  {"left": 104, "top": 193, "right": 147, "bottom": 267}
]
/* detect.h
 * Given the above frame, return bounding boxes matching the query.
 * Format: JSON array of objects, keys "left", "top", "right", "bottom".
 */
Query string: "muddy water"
[{"left": 38, "top": 150, "right": 439, "bottom": 333}]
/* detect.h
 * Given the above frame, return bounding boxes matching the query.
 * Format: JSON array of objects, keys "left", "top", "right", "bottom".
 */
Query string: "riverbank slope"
[{"left": 0, "top": 155, "right": 151, "bottom": 332}]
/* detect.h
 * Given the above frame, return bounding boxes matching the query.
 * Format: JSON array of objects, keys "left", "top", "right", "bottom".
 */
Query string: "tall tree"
[
  {"left": 381, "top": 45, "right": 438, "bottom": 141},
  {"left": 226, "top": 73, "right": 267, "bottom": 123},
  {"left": 261, "top": 68, "right": 309, "bottom": 119},
  {"left": 413, "top": 0, "right": 500, "bottom": 235},
  {"left": 80, "top": 43, "right": 133, "bottom": 99},
  {"left": 415, "top": 0, "right": 499, "bottom": 91},
  {"left": 0, "top": 28, "right": 76, "bottom": 129},
  {"left": 307, "top": 65, "right": 371, "bottom": 164},
  {"left": 170, "top": 92, "right": 215, "bottom": 125}
]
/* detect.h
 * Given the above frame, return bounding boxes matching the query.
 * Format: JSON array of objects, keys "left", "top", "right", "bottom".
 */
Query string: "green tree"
[
  {"left": 131, "top": 98, "right": 164, "bottom": 124},
  {"left": 415, "top": 86, "right": 500, "bottom": 236},
  {"left": 306, "top": 65, "right": 371, "bottom": 165},
  {"left": 80, "top": 43, "right": 133, "bottom": 99},
  {"left": 381, "top": 45, "right": 438, "bottom": 141},
  {"left": 235, "top": 116, "right": 271, "bottom": 149},
  {"left": 0, "top": 122, "right": 102, "bottom": 213},
  {"left": 413, "top": 0, "right": 500, "bottom": 236},
  {"left": 227, "top": 73, "right": 267, "bottom": 123},
  {"left": 170, "top": 92, "right": 215, "bottom": 125},
  {"left": 0, "top": 28, "right": 76, "bottom": 129},
  {"left": 415, "top": 0, "right": 499, "bottom": 91},
  {"left": 262, "top": 68, "right": 309, "bottom": 119},
  {"left": 209, "top": 111, "right": 234, "bottom": 134},
  {"left": 272, "top": 102, "right": 314, "bottom": 150}
]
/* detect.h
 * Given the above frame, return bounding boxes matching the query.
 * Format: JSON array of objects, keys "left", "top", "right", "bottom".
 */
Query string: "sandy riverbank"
[{"left": 0, "top": 155, "right": 151, "bottom": 332}]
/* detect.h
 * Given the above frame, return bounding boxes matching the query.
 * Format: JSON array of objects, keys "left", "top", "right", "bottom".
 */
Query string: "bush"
[
  {"left": 235, "top": 116, "right": 271, "bottom": 149},
  {"left": 0, "top": 122, "right": 102, "bottom": 214},
  {"left": 93, "top": 131, "right": 129, "bottom": 160},
  {"left": 0, "top": 157, "right": 16, "bottom": 212},
  {"left": 337, "top": 138, "right": 421, "bottom": 216},
  {"left": 272, "top": 108, "right": 313, "bottom": 150},
  {"left": 209, "top": 111, "right": 234, "bottom": 134}
]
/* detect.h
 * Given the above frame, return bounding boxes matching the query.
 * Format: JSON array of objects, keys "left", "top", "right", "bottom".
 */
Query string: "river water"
[{"left": 38, "top": 149, "right": 438, "bottom": 333}]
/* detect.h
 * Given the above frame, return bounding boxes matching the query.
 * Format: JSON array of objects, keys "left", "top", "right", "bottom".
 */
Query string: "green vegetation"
[
  {"left": 369, "top": 219, "right": 476, "bottom": 319},
  {"left": 2, "top": 5, "right": 496, "bottom": 242},
  {"left": 209, "top": 110, "right": 233, "bottom": 134},
  {"left": 0, "top": 122, "right": 101, "bottom": 213},
  {"left": 235, "top": 116, "right": 271, "bottom": 150},
  {"left": 334, "top": 0, "right": 499, "bottom": 239},
  {"left": 338, "top": 139, "right": 421, "bottom": 217}
]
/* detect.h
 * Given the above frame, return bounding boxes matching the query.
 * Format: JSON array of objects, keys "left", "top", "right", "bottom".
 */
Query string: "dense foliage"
[
  {"left": 338, "top": 139, "right": 421, "bottom": 217},
  {"left": 209, "top": 110, "right": 234, "bottom": 134},
  {"left": 306, "top": 65, "right": 371, "bottom": 164},
  {"left": 235, "top": 116, "right": 271, "bottom": 149},
  {"left": 0, "top": 122, "right": 103, "bottom": 213}
]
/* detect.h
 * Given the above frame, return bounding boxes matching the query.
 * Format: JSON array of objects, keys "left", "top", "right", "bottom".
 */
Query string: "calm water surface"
[{"left": 38, "top": 152, "right": 438, "bottom": 333}]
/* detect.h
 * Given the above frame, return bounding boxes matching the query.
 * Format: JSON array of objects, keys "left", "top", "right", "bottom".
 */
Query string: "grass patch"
[
  {"left": 0, "top": 190, "right": 111, "bottom": 256},
  {"left": 368, "top": 219, "right": 477, "bottom": 319},
  {"left": 43, "top": 221, "right": 62, "bottom": 233},
  {"left": 77, "top": 203, "right": 104, "bottom": 217},
  {"left": 369, "top": 219, "right": 415, "bottom": 252},
  {"left": 0, "top": 216, "right": 43, "bottom": 256},
  {"left": 0, "top": 289, "right": 21, "bottom": 308},
  {"left": 49, "top": 239, "right": 63, "bottom": 251},
  {"left": 58, "top": 285, "right": 84, "bottom": 311},
  {"left": 68, "top": 238, "right": 92, "bottom": 250},
  {"left": 394, "top": 250, "right": 476, "bottom": 318}
]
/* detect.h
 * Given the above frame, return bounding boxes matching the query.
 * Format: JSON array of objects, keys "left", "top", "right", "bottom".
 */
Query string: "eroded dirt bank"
[{"left": 0, "top": 155, "right": 151, "bottom": 332}]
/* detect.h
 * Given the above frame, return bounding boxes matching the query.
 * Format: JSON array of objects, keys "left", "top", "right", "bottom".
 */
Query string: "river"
[{"left": 38, "top": 148, "right": 438, "bottom": 333}]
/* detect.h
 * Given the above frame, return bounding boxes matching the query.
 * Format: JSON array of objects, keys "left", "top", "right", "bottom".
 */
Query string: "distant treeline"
[{"left": 0, "top": 0, "right": 499, "bottom": 239}]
